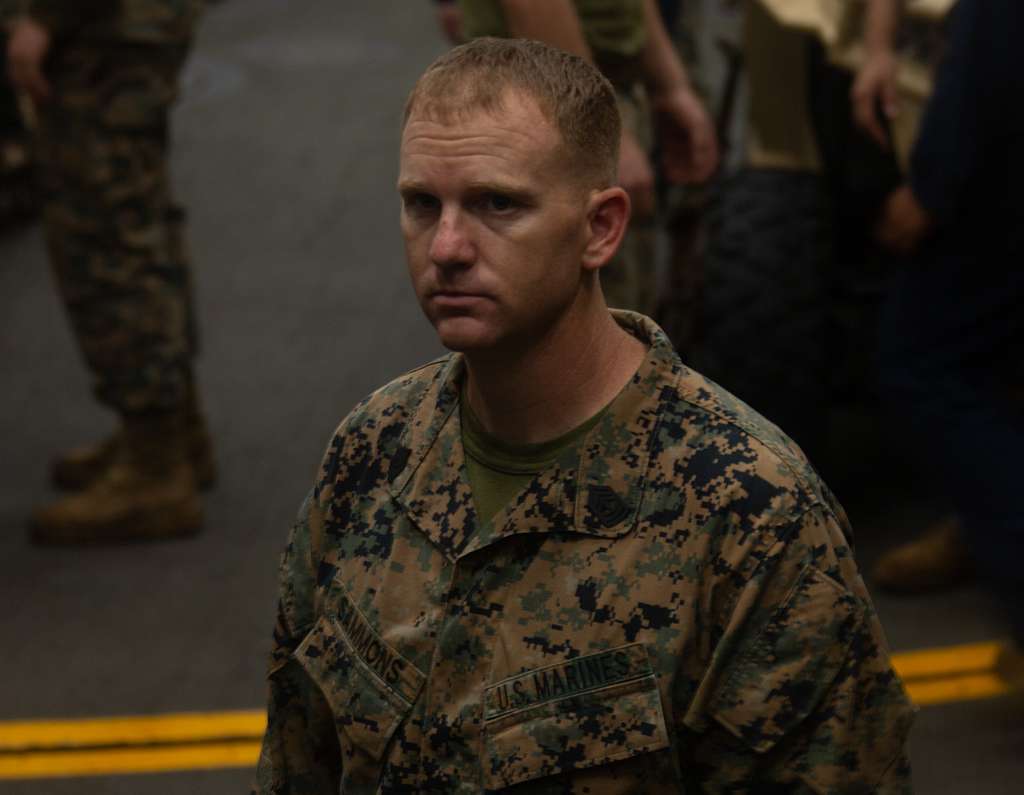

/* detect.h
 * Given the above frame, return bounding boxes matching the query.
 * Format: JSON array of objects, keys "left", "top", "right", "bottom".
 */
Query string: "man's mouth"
[
  {"left": 429, "top": 287, "right": 491, "bottom": 302},
  {"left": 430, "top": 291, "right": 489, "bottom": 309}
]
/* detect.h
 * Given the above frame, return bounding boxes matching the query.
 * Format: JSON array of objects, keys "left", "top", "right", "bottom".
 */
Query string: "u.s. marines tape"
[{"left": 485, "top": 643, "right": 652, "bottom": 721}]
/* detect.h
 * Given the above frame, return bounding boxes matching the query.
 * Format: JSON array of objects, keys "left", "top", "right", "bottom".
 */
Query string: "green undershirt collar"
[{"left": 461, "top": 385, "right": 611, "bottom": 525}]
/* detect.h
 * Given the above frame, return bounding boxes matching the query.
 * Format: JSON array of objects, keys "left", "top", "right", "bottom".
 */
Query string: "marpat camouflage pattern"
[
  {"left": 24, "top": 0, "right": 201, "bottom": 412},
  {"left": 255, "top": 312, "right": 914, "bottom": 793}
]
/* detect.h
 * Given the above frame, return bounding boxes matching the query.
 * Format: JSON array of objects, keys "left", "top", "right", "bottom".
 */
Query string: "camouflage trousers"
[
  {"left": 35, "top": 43, "right": 196, "bottom": 415},
  {"left": 602, "top": 86, "right": 657, "bottom": 317}
]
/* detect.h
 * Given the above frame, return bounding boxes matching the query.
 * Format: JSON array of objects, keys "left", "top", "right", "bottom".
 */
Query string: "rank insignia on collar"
[{"left": 587, "top": 485, "right": 631, "bottom": 528}]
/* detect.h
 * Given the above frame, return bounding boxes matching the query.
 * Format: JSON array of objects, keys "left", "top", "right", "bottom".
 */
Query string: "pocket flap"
[
  {"left": 483, "top": 644, "right": 670, "bottom": 790},
  {"left": 709, "top": 565, "right": 861, "bottom": 753},
  {"left": 295, "top": 614, "right": 423, "bottom": 760}
]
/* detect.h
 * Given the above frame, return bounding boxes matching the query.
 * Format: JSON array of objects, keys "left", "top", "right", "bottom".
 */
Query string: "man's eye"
[
  {"left": 483, "top": 194, "right": 515, "bottom": 213},
  {"left": 405, "top": 193, "right": 439, "bottom": 212}
]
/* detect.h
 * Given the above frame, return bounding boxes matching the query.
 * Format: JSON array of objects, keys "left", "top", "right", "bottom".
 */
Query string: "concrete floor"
[{"left": 0, "top": 1, "right": 1020, "bottom": 792}]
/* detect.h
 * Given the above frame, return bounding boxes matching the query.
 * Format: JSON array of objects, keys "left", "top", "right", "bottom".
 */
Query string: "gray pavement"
[{"left": 1, "top": 1, "right": 1021, "bottom": 792}]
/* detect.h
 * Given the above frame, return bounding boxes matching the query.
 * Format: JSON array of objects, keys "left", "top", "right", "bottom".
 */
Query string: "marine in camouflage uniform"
[
  {"left": 456, "top": 0, "right": 715, "bottom": 317},
  {"left": 6, "top": 0, "right": 213, "bottom": 542},
  {"left": 255, "top": 37, "right": 912, "bottom": 794},
  {"left": 255, "top": 313, "right": 914, "bottom": 793}
]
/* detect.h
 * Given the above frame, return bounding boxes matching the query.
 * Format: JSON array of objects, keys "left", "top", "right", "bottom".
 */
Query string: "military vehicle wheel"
[{"left": 694, "top": 167, "right": 832, "bottom": 460}]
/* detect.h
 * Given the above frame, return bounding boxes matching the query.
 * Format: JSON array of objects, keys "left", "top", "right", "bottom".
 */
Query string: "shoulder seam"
[
  {"left": 719, "top": 502, "right": 833, "bottom": 622},
  {"left": 671, "top": 373, "right": 825, "bottom": 509}
]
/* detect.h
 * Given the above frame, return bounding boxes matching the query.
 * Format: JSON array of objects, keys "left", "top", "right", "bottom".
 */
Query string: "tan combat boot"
[
  {"left": 872, "top": 515, "right": 974, "bottom": 594},
  {"left": 50, "top": 433, "right": 121, "bottom": 490},
  {"left": 31, "top": 413, "right": 202, "bottom": 544},
  {"left": 51, "top": 391, "right": 216, "bottom": 491}
]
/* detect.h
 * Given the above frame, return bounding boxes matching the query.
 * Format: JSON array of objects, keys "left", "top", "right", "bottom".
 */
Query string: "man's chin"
[{"left": 432, "top": 316, "right": 498, "bottom": 353}]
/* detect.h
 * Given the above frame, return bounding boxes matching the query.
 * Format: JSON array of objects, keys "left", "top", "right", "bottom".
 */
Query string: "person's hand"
[
  {"left": 6, "top": 16, "right": 52, "bottom": 104},
  {"left": 875, "top": 185, "right": 933, "bottom": 255},
  {"left": 618, "top": 128, "right": 656, "bottom": 218},
  {"left": 852, "top": 49, "right": 899, "bottom": 149},
  {"left": 435, "top": 1, "right": 464, "bottom": 44},
  {"left": 651, "top": 85, "right": 719, "bottom": 184}
]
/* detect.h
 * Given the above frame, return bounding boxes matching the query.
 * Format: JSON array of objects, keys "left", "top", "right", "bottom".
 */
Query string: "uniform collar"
[{"left": 386, "top": 312, "right": 682, "bottom": 562}]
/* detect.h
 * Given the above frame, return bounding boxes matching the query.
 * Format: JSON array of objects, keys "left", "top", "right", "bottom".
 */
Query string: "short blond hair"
[{"left": 404, "top": 37, "right": 621, "bottom": 188}]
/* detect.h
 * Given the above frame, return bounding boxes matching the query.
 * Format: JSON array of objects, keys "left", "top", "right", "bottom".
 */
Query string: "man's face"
[{"left": 398, "top": 91, "right": 592, "bottom": 354}]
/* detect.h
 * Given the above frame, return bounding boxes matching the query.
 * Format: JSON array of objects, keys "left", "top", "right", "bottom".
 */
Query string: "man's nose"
[{"left": 429, "top": 207, "right": 474, "bottom": 269}]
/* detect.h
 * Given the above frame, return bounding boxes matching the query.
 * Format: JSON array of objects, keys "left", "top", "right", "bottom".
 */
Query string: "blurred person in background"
[
  {"left": 0, "top": 1, "right": 36, "bottom": 223},
  {"left": 850, "top": 0, "right": 900, "bottom": 153},
  {"left": 852, "top": 0, "right": 972, "bottom": 594},
  {"left": 5, "top": 0, "right": 215, "bottom": 544},
  {"left": 867, "top": 0, "right": 1024, "bottom": 665},
  {"left": 432, "top": 0, "right": 719, "bottom": 317}
]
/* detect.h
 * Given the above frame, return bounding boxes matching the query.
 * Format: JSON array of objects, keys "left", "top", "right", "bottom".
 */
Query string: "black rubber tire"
[
  {"left": 693, "top": 168, "right": 832, "bottom": 460},
  {"left": 661, "top": 43, "right": 902, "bottom": 472}
]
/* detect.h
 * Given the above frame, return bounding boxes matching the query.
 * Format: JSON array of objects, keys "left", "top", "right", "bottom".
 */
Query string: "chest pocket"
[
  {"left": 295, "top": 613, "right": 424, "bottom": 787},
  {"left": 482, "top": 644, "right": 671, "bottom": 790}
]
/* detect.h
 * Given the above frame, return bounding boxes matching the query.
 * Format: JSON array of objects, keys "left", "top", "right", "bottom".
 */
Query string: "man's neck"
[{"left": 462, "top": 300, "right": 647, "bottom": 445}]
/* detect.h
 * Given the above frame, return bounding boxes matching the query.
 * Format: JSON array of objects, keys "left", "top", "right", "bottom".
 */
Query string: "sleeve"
[
  {"left": 908, "top": 0, "right": 995, "bottom": 223},
  {"left": 681, "top": 504, "right": 915, "bottom": 794},
  {"left": 252, "top": 490, "right": 343, "bottom": 795}
]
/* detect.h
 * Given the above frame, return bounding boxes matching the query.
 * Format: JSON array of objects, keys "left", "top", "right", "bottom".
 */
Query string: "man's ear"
[{"left": 582, "top": 186, "right": 630, "bottom": 272}]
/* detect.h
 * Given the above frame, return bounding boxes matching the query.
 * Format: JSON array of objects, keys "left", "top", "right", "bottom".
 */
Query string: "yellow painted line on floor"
[
  {"left": 0, "top": 640, "right": 1016, "bottom": 780},
  {"left": 0, "top": 740, "right": 260, "bottom": 780},
  {"left": 904, "top": 671, "right": 1011, "bottom": 707},
  {"left": 891, "top": 641, "right": 1002, "bottom": 681},
  {"left": 0, "top": 710, "right": 265, "bottom": 753}
]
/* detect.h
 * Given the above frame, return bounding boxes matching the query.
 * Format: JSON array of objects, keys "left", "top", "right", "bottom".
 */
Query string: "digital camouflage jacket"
[{"left": 255, "top": 312, "right": 914, "bottom": 794}]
